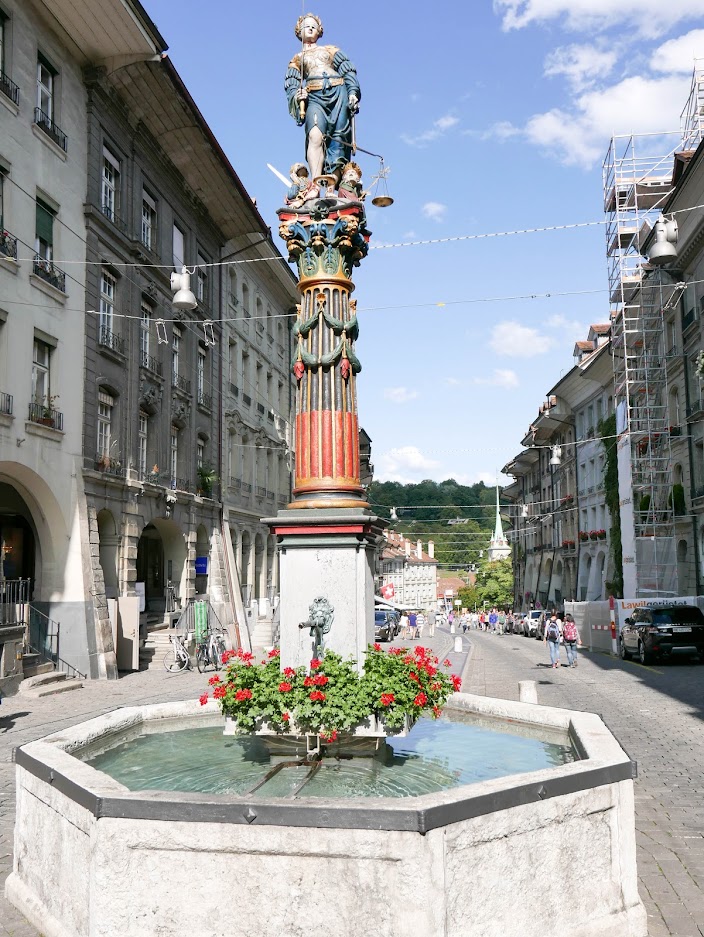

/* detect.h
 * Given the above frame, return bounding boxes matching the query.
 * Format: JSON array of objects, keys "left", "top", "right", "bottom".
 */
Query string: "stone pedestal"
[{"left": 264, "top": 509, "right": 385, "bottom": 670}]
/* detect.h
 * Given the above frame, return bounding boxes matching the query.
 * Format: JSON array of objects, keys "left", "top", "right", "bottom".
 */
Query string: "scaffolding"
[{"left": 603, "top": 65, "right": 704, "bottom": 597}]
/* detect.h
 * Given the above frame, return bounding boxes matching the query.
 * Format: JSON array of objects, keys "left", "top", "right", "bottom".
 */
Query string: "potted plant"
[
  {"left": 196, "top": 462, "right": 218, "bottom": 497},
  {"left": 579, "top": 531, "right": 589, "bottom": 542},
  {"left": 596, "top": 528, "right": 607, "bottom": 540},
  {"left": 589, "top": 530, "right": 599, "bottom": 541},
  {"left": 36, "top": 394, "right": 59, "bottom": 427}
]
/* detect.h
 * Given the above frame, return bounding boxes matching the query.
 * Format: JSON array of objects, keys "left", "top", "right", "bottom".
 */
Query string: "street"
[{"left": 1, "top": 629, "right": 703, "bottom": 936}]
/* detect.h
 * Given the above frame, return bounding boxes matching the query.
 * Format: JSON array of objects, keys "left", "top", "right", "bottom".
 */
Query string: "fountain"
[{"left": 5, "top": 13, "right": 647, "bottom": 937}]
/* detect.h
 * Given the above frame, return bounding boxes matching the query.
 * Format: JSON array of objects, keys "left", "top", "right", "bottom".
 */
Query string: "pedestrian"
[
  {"left": 408, "top": 610, "right": 418, "bottom": 640},
  {"left": 399, "top": 612, "right": 409, "bottom": 639},
  {"left": 497, "top": 609, "right": 506, "bottom": 635},
  {"left": 562, "top": 614, "right": 581, "bottom": 667},
  {"left": 488, "top": 608, "right": 498, "bottom": 633},
  {"left": 416, "top": 611, "right": 426, "bottom": 638},
  {"left": 470, "top": 611, "right": 479, "bottom": 629},
  {"left": 448, "top": 610, "right": 455, "bottom": 629},
  {"left": 543, "top": 611, "right": 563, "bottom": 668},
  {"left": 427, "top": 609, "right": 436, "bottom": 637}
]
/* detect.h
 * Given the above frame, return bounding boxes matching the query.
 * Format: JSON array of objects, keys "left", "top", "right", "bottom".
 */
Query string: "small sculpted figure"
[
  {"left": 285, "top": 13, "right": 360, "bottom": 185},
  {"left": 285, "top": 162, "right": 319, "bottom": 207},
  {"left": 337, "top": 162, "right": 363, "bottom": 201}
]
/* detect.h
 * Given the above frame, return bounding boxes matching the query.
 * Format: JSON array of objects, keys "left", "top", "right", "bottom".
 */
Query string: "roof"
[
  {"left": 382, "top": 531, "right": 437, "bottom": 564},
  {"left": 589, "top": 324, "right": 610, "bottom": 335}
]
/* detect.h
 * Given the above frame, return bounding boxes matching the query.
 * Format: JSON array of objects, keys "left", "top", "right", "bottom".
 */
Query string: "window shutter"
[
  {"left": 98, "top": 390, "right": 114, "bottom": 406},
  {"left": 36, "top": 200, "right": 54, "bottom": 245},
  {"left": 103, "top": 147, "right": 120, "bottom": 171}
]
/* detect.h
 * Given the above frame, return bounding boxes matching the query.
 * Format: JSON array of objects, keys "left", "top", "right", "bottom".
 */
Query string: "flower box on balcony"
[{"left": 578, "top": 532, "right": 589, "bottom": 542}]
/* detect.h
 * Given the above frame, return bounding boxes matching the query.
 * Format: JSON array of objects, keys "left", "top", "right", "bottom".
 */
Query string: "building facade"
[{"left": 379, "top": 531, "right": 438, "bottom": 609}]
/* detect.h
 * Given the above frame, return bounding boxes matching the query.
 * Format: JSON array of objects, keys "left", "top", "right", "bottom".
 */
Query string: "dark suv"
[
  {"left": 374, "top": 610, "right": 399, "bottom": 643},
  {"left": 620, "top": 605, "right": 704, "bottom": 664}
]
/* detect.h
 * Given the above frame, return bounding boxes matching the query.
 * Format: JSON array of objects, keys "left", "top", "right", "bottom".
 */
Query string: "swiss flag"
[{"left": 381, "top": 583, "right": 395, "bottom": 599}]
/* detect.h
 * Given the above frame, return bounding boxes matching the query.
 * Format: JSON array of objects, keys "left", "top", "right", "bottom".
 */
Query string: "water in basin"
[{"left": 79, "top": 709, "right": 576, "bottom": 799}]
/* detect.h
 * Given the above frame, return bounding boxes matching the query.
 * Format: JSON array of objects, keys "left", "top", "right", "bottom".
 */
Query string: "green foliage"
[
  {"left": 458, "top": 586, "right": 480, "bottom": 610},
  {"left": 369, "top": 477, "right": 499, "bottom": 568},
  {"left": 669, "top": 483, "right": 686, "bottom": 516},
  {"left": 598, "top": 414, "right": 623, "bottom": 597},
  {"left": 204, "top": 645, "right": 461, "bottom": 736},
  {"left": 473, "top": 557, "right": 513, "bottom": 608}
]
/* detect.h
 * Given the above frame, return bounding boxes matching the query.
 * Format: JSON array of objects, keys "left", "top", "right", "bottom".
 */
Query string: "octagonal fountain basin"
[{"left": 7, "top": 694, "right": 647, "bottom": 937}]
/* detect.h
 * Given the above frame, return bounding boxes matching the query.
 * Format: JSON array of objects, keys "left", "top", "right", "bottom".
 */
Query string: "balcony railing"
[
  {"left": 267, "top": 409, "right": 275, "bottom": 422},
  {"left": 34, "top": 107, "right": 67, "bottom": 152},
  {"left": 242, "top": 392, "right": 252, "bottom": 406},
  {"left": 33, "top": 256, "right": 66, "bottom": 292},
  {"left": 28, "top": 402, "right": 63, "bottom": 430},
  {"left": 170, "top": 477, "right": 191, "bottom": 492},
  {"left": 140, "top": 351, "right": 162, "bottom": 376},
  {"left": 98, "top": 326, "right": 125, "bottom": 355},
  {"left": 242, "top": 482, "right": 252, "bottom": 493},
  {"left": 197, "top": 392, "right": 212, "bottom": 410},
  {"left": 172, "top": 373, "right": 191, "bottom": 394},
  {"left": 266, "top": 490, "right": 275, "bottom": 500},
  {"left": 0, "top": 229, "right": 18, "bottom": 260},
  {"left": 229, "top": 476, "right": 241, "bottom": 489},
  {"left": 100, "top": 203, "right": 127, "bottom": 232},
  {"left": 93, "top": 454, "right": 125, "bottom": 477},
  {"left": 0, "top": 70, "right": 19, "bottom": 106},
  {"left": 229, "top": 382, "right": 239, "bottom": 397},
  {"left": 0, "top": 392, "right": 13, "bottom": 415},
  {"left": 256, "top": 485, "right": 266, "bottom": 498}
]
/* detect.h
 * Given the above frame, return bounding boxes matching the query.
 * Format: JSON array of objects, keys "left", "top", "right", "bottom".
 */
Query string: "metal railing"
[
  {"left": 33, "top": 255, "right": 66, "bottom": 292},
  {"left": 0, "top": 579, "right": 32, "bottom": 624},
  {"left": 34, "top": 107, "right": 67, "bottom": 151},
  {"left": 242, "top": 392, "right": 252, "bottom": 406},
  {"left": 172, "top": 373, "right": 191, "bottom": 394},
  {"left": 140, "top": 350, "right": 162, "bottom": 375},
  {"left": 0, "top": 228, "right": 18, "bottom": 259},
  {"left": 229, "top": 476, "right": 241, "bottom": 489},
  {"left": 27, "top": 604, "right": 86, "bottom": 680},
  {"left": 257, "top": 402, "right": 265, "bottom": 415},
  {"left": 242, "top": 482, "right": 252, "bottom": 493},
  {"left": 98, "top": 325, "right": 125, "bottom": 355},
  {"left": 197, "top": 392, "right": 212, "bottom": 409},
  {"left": 28, "top": 402, "right": 63, "bottom": 430},
  {"left": 256, "top": 485, "right": 266, "bottom": 498},
  {"left": 100, "top": 203, "right": 127, "bottom": 232},
  {"left": 0, "top": 69, "right": 19, "bottom": 106},
  {"left": 229, "top": 382, "right": 239, "bottom": 396},
  {"left": 0, "top": 392, "right": 12, "bottom": 415},
  {"left": 170, "top": 477, "right": 191, "bottom": 492}
]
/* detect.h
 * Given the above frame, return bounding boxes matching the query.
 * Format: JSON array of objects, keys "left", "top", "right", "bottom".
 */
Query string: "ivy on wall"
[{"left": 598, "top": 414, "right": 623, "bottom": 597}]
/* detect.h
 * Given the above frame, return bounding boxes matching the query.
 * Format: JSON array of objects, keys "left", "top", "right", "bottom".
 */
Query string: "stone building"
[{"left": 379, "top": 531, "right": 438, "bottom": 609}]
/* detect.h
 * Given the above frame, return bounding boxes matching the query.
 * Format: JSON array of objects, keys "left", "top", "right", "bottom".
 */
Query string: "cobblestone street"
[{"left": 1, "top": 628, "right": 702, "bottom": 935}]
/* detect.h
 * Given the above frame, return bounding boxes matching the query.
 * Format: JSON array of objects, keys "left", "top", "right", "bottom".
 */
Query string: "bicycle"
[
  {"left": 163, "top": 633, "right": 192, "bottom": 673},
  {"left": 196, "top": 630, "right": 227, "bottom": 673}
]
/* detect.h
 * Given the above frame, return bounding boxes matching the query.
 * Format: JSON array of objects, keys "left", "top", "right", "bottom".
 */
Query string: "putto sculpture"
[{"left": 285, "top": 12, "right": 361, "bottom": 186}]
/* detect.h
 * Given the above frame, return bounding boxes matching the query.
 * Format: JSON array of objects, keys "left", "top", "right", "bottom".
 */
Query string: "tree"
[
  {"left": 458, "top": 585, "right": 480, "bottom": 610},
  {"left": 474, "top": 558, "right": 513, "bottom": 608}
]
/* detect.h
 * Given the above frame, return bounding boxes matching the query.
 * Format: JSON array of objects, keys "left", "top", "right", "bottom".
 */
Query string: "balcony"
[
  {"left": 229, "top": 382, "right": 239, "bottom": 397},
  {"left": 28, "top": 402, "right": 63, "bottom": 430},
  {"left": 0, "top": 229, "right": 18, "bottom": 260},
  {"left": 266, "top": 490, "right": 275, "bottom": 501},
  {"left": 256, "top": 485, "right": 266, "bottom": 498},
  {"left": 140, "top": 351, "right": 162, "bottom": 376},
  {"left": 267, "top": 409, "right": 275, "bottom": 423},
  {"left": 197, "top": 391, "right": 212, "bottom": 410},
  {"left": 686, "top": 398, "right": 704, "bottom": 422},
  {"left": 93, "top": 454, "right": 125, "bottom": 477},
  {"left": 242, "top": 482, "right": 252, "bottom": 494},
  {"left": 229, "top": 477, "right": 241, "bottom": 490},
  {"left": 34, "top": 108, "right": 67, "bottom": 152},
  {"left": 33, "top": 256, "right": 66, "bottom": 293},
  {"left": 170, "top": 477, "right": 191, "bottom": 492},
  {"left": 99, "top": 203, "right": 127, "bottom": 233},
  {"left": 98, "top": 326, "right": 125, "bottom": 356},
  {"left": 0, "top": 392, "right": 13, "bottom": 415},
  {"left": 257, "top": 402, "right": 265, "bottom": 416},
  {"left": 242, "top": 392, "right": 252, "bottom": 407},
  {"left": 172, "top": 373, "right": 191, "bottom": 394},
  {"left": 0, "top": 70, "right": 19, "bottom": 106}
]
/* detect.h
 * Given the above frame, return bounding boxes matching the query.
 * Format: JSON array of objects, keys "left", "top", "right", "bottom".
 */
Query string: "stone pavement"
[
  {"left": 464, "top": 629, "right": 704, "bottom": 937},
  {"left": 0, "top": 626, "right": 465, "bottom": 937}
]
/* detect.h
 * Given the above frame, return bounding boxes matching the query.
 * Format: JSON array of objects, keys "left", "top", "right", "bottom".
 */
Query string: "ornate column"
[{"left": 278, "top": 200, "right": 369, "bottom": 509}]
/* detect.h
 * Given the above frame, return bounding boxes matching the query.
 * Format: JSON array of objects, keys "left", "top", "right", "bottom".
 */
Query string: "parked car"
[
  {"left": 536, "top": 611, "right": 564, "bottom": 640},
  {"left": 523, "top": 610, "right": 544, "bottom": 637},
  {"left": 374, "top": 610, "right": 399, "bottom": 643},
  {"left": 620, "top": 605, "right": 704, "bottom": 664}
]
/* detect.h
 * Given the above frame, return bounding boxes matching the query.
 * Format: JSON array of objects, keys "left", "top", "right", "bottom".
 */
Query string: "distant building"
[
  {"left": 379, "top": 531, "right": 438, "bottom": 609},
  {"left": 487, "top": 486, "right": 511, "bottom": 563}
]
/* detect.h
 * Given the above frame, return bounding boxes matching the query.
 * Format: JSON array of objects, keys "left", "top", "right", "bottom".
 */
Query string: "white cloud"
[
  {"left": 422, "top": 201, "right": 447, "bottom": 222},
  {"left": 546, "top": 314, "right": 588, "bottom": 341},
  {"left": 445, "top": 377, "right": 462, "bottom": 386},
  {"left": 473, "top": 368, "right": 520, "bottom": 389},
  {"left": 653, "top": 29, "right": 704, "bottom": 74},
  {"left": 383, "top": 386, "right": 419, "bottom": 404},
  {"left": 453, "top": 471, "right": 509, "bottom": 487},
  {"left": 489, "top": 321, "right": 554, "bottom": 357},
  {"left": 494, "top": 0, "right": 703, "bottom": 38},
  {"left": 544, "top": 43, "right": 618, "bottom": 91},
  {"left": 402, "top": 113, "right": 459, "bottom": 147},
  {"left": 377, "top": 446, "right": 441, "bottom": 483}
]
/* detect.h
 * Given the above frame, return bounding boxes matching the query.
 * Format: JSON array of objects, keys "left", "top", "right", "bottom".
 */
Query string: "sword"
[{"left": 351, "top": 114, "right": 357, "bottom": 156}]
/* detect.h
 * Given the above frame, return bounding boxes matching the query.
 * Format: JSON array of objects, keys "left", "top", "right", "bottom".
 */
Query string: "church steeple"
[{"left": 488, "top": 479, "right": 511, "bottom": 562}]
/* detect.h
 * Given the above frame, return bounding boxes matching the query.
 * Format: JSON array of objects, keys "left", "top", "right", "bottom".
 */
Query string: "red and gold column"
[{"left": 278, "top": 202, "right": 370, "bottom": 509}]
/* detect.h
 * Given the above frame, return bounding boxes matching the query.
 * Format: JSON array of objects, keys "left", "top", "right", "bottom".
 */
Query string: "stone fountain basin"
[{"left": 6, "top": 694, "right": 646, "bottom": 937}]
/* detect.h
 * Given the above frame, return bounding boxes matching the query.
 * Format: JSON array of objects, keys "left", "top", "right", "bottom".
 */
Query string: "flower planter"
[{"left": 37, "top": 417, "right": 55, "bottom": 428}]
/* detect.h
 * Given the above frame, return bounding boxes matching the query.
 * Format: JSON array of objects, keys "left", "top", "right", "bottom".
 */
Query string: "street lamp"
[{"left": 170, "top": 267, "right": 197, "bottom": 311}]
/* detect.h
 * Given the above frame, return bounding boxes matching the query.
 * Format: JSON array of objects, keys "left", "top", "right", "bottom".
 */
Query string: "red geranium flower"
[
  {"left": 282, "top": 712, "right": 290, "bottom": 722},
  {"left": 413, "top": 692, "right": 428, "bottom": 708},
  {"left": 408, "top": 672, "right": 420, "bottom": 683},
  {"left": 321, "top": 729, "right": 338, "bottom": 743},
  {"left": 380, "top": 693, "right": 395, "bottom": 707},
  {"left": 309, "top": 690, "right": 326, "bottom": 701},
  {"left": 424, "top": 664, "right": 437, "bottom": 677},
  {"left": 432, "top": 705, "right": 442, "bottom": 718},
  {"left": 213, "top": 685, "right": 227, "bottom": 699},
  {"left": 414, "top": 646, "right": 427, "bottom": 657},
  {"left": 268, "top": 648, "right": 280, "bottom": 659},
  {"left": 310, "top": 658, "right": 322, "bottom": 670},
  {"left": 443, "top": 659, "right": 452, "bottom": 667},
  {"left": 208, "top": 674, "right": 221, "bottom": 685},
  {"left": 278, "top": 681, "right": 293, "bottom": 693},
  {"left": 451, "top": 674, "right": 462, "bottom": 691},
  {"left": 388, "top": 647, "right": 404, "bottom": 656},
  {"left": 303, "top": 676, "right": 314, "bottom": 687},
  {"left": 313, "top": 674, "right": 329, "bottom": 686},
  {"left": 402, "top": 655, "right": 414, "bottom": 665},
  {"left": 283, "top": 667, "right": 296, "bottom": 677},
  {"left": 199, "top": 693, "right": 209, "bottom": 706},
  {"left": 221, "top": 649, "right": 236, "bottom": 664},
  {"left": 235, "top": 688, "right": 253, "bottom": 701},
  {"left": 373, "top": 643, "right": 382, "bottom": 652},
  {"left": 430, "top": 682, "right": 442, "bottom": 691}
]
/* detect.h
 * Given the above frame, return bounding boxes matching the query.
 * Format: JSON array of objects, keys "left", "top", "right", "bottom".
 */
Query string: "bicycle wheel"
[
  {"left": 164, "top": 648, "right": 188, "bottom": 673},
  {"left": 196, "top": 644, "right": 209, "bottom": 673}
]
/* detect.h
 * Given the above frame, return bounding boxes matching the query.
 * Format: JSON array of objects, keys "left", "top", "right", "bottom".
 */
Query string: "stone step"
[
  {"left": 19, "top": 671, "right": 69, "bottom": 693},
  {"left": 22, "top": 660, "right": 55, "bottom": 679},
  {"left": 22, "top": 677, "right": 84, "bottom": 698}
]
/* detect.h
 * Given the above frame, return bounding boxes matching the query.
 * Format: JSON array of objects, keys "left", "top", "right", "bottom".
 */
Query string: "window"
[
  {"left": 99, "top": 270, "right": 115, "bottom": 336},
  {"left": 172, "top": 326, "right": 181, "bottom": 379},
  {"left": 242, "top": 282, "right": 250, "bottom": 318},
  {"left": 101, "top": 147, "right": 120, "bottom": 221},
  {"left": 172, "top": 223, "right": 185, "bottom": 269},
  {"left": 196, "top": 253, "right": 207, "bottom": 304},
  {"left": 32, "top": 338, "right": 50, "bottom": 404},
  {"left": 97, "top": 390, "right": 113, "bottom": 457},
  {"left": 36, "top": 56, "right": 54, "bottom": 119},
  {"left": 138, "top": 412, "right": 148, "bottom": 476},
  {"left": 170, "top": 426, "right": 179, "bottom": 481},
  {"left": 140, "top": 301, "right": 151, "bottom": 363},
  {"left": 141, "top": 190, "right": 156, "bottom": 250},
  {"left": 197, "top": 438, "right": 205, "bottom": 469},
  {"left": 0, "top": 166, "right": 4, "bottom": 229},
  {"left": 0, "top": 12, "right": 6, "bottom": 80},
  {"left": 197, "top": 347, "right": 206, "bottom": 401},
  {"left": 35, "top": 198, "right": 54, "bottom": 263}
]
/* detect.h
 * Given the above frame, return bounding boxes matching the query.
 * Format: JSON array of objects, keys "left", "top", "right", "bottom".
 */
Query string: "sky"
[{"left": 142, "top": 0, "right": 704, "bottom": 487}]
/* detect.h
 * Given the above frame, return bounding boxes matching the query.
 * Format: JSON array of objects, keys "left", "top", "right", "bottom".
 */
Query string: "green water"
[{"left": 81, "top": 710, "right": 575, "bottom": 800}]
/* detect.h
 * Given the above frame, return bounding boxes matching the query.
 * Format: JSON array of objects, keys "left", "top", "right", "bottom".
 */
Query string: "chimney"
[
  {"left": 416, "top": 540, "right": 422, "bottom": 559},
  {"left": 428, "top": 540, "right": 434, "bottom": 559},
  {"left": 404, "top": 539, "right": 411, "bottom": 557}
]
